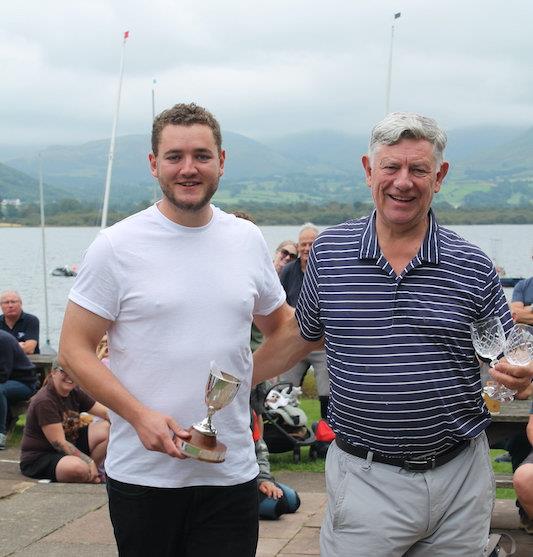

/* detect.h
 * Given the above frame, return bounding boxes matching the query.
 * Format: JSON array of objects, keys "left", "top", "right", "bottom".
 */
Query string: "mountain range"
[{"left": 1, "top": 125, "right": 532, "bottom": 209}]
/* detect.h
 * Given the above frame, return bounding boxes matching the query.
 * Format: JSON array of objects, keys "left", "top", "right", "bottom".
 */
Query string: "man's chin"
[{"left": 165, "top": 195, "right": 213, "bottom": 213}]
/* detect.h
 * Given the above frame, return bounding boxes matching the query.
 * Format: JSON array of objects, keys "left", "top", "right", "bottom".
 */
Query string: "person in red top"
[{"left": 20, "top": 360, "right": 110, "bottom": 483}]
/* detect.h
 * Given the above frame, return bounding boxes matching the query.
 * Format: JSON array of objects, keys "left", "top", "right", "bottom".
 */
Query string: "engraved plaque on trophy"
[{"left": 180, "top": 362, "right": 241, "bottom": 463}]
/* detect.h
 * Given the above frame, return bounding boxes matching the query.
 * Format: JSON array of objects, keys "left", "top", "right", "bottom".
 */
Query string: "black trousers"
[{"left": 107, "top": 476, "right": 259, "bottom": 557}]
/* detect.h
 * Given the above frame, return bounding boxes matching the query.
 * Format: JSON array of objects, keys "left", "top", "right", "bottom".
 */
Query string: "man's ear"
[
  {"left": 148, "top": 153, "right": 157, "bottom": 178},
  {"left": 218, "top": 149, "right": 226, "bottom": 177},
  {"left": 434, "top": 161, "right": 449, "bottom": 193},
  {"left": 362, "top": 155, "right": 373, "bottom": 188}
]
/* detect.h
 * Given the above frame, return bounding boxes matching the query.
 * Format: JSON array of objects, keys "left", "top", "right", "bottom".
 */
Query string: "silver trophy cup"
[{"left": 181, "top": 365, "right": 241, "bottom": 463}]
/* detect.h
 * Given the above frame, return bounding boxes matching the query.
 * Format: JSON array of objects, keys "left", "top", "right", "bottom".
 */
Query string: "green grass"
[{"left": 6, "top": 415, "right": 25, "bottom": 448}]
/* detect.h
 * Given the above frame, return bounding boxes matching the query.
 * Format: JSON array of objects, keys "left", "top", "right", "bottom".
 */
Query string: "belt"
[{"left": 336, "top": 437, "right": 470, "bottom": 472}]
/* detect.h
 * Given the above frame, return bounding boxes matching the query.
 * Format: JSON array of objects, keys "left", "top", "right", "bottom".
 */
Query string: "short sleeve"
[
  {"left": 68, "top": 232, "right": 121, "bottom": 321},
  {"left": 75, "top": 387, "right": 96, "bottom": 413},
  {"left": 512, "top": 280, "right": 526, "bottom": 303},
  {"left": 296, "top": 244, "right": 324, "bottom": 341},
  {"left": 252, "top": 230, "right": 285, "bottom": 316},
  {"left": 34, "top": 399, "right": 64, "bottom": 428}
]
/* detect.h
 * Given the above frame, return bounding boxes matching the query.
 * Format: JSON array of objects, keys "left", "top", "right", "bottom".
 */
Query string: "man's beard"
[{"left": 160, "top": 181, "right": 218, "bottom": 212}]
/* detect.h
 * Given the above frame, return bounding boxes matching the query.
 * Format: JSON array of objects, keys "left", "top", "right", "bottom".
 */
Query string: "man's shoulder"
[
  {"left": 514, "top": 276, "right": 533, "bottom": 291},
  {"left": 437, "top": 225, "right": 493, "bottom": 262},
  {"left": 216, "top": 208, "right": 263, "bottom": 237},
  {"left": 21, "top": 311, "right": 39, "bottom": 324},
  {"left": 313, "top": 215, "right": 369, "bottom": 250},
  {"left": 105, "top": 206, "right": 154, "bottom": 234}
]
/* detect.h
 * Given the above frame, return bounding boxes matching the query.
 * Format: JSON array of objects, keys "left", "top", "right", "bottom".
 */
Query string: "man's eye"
[
  {"left": 197, "top": 154, "right": 211, "bottom": 161},
  {"left": 412, "top": 168, "right": 429, "bottom": 176}
]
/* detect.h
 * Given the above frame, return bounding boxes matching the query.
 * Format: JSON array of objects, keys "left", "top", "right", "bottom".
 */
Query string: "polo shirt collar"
[{"left": 358, "top": 209, "right": 440, "bottom": 265}]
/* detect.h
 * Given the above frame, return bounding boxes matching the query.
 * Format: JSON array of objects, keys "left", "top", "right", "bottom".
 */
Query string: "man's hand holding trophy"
[{"left": 180, "top": 361, "right": 241, "bottom": 463}]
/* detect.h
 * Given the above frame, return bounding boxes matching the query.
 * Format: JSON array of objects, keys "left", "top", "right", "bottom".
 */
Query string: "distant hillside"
[
  {"left": 3, "top": 125, "right": 533, "bottom": 210},
  {"left": 0, "top": 162, "right": 67, "bottom": 203},
  {"left": 264, "top": 130, "right": 368, "bottom": 175}
]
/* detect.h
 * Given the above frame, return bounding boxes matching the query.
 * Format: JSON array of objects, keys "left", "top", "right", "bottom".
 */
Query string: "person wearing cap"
[
  {"left": 19, "top": 360, "right": 109, "bottom": 483},
  {"left": 273, "top": 240, "right": 298, "bottom": 275},
  {"left": 253, "top": 112, "right": 533, "bottom": 556},
  {"left": 0, "top": 330, "right": 39, "bottom": 449}
]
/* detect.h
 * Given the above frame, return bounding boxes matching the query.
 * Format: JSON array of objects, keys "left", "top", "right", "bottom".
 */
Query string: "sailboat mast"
[
  {"left": 101, "top": 30, "right": 130, "bottom": 229},
  {"left": 152, "top": 77, "right": 158, "bottom": 204},
  {"left": 38, "top": 154, "right": 53, "bottom": 351}
]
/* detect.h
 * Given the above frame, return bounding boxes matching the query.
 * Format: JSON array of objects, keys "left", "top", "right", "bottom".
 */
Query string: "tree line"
[{"left": 2, "top": 198, "right": 532, "bottom": 227}]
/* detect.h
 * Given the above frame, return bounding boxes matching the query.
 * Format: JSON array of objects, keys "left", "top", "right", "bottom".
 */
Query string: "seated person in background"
[
  {"left": 273, "top": 240, "right": 298, "bottom": 276},
  {"left": 0, "top": 330, "right": 39, "bottom": 449},
  {"left": 20, "top": 360, "right": 110, "bottom": 483},
  {"left": 513, "top": 400, "right": 533, "bottom": 534},
  {"left": 0, "top": 291, "right": 40, "bottom": 354},
  {"left": 511, "top": 265, "right": 533, "bottom": 325},
  {"left": 252, "top": 407, "right": 300, "bottom": 520}
]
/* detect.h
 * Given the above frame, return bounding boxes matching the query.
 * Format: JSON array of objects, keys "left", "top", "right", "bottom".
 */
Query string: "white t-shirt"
[{"left": 69, "top": 204, "right": 285, "bottom": 488}]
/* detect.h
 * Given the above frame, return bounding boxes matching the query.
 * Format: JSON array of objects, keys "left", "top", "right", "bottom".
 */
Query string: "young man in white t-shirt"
[{"left": 58, "top": 103, "right": 297, "bottom": 557}]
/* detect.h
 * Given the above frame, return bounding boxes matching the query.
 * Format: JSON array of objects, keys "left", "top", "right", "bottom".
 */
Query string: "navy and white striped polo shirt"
[{"left": 296, "top": 210, "right": 513, "bottom": 457}]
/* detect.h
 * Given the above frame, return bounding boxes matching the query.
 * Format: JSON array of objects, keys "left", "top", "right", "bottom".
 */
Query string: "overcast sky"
[{"left": 3, "top": 0, "right": 533, "bottom": 147}]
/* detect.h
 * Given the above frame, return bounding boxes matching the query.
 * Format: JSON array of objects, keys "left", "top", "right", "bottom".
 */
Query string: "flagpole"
[
  {"left": 385, "top": 12, "right": 401, "bottom": 115},
  {"left": 151, "top": 78, "right": 159, "bottom": 204},
  {"left": 101, "top": 30, "right": 129, "bottom": 229},
  {"left": 38, "top": 154, "right": 54, "bottom": 354}
]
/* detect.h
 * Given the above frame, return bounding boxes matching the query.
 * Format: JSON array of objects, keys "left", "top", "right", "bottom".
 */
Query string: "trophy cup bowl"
[{"left": 180, "top": 366, "right": 241, "bottom": 463}]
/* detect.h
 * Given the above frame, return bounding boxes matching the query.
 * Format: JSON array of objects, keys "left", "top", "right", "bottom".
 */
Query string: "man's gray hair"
[
  {"left": 0, "top": 290, "right": 21, "bottom": 302},
  {"left": 298, "top": 222, "right": 319, "bottom": 237},
  {"left": 368, "top": 112, "right": 447, "bottom": 166}
]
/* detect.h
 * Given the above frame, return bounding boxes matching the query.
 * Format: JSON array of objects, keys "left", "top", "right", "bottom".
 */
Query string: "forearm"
[
  {"left": 19, "top": 340, "right": 37, "bottom": 354},
  {"left": 253, "top": 317, "right": 322, "bottom": 385},
  {"left": 89, "top": 402, "right": 111, "bottom": 422},
  {"left": 51, "top": 439, "right": 93, "bottom": 465}
]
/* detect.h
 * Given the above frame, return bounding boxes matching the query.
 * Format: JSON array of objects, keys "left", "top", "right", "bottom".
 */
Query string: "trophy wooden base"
[{"left": 180, "top": 427, "right": 227, "bottom": 463}]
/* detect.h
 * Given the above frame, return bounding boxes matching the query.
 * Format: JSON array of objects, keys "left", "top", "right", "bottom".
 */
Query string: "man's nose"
[
  {"left": 180, "top": 156, "right": 198, "bottom": 175},
  {"left": 393, "top": 167, "right": 413, "bottom": 189}
]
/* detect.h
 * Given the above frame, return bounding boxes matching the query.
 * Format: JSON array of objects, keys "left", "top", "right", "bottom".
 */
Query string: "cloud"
[{"left": 2, "top": 0, "right": 533, "bottom": 146}]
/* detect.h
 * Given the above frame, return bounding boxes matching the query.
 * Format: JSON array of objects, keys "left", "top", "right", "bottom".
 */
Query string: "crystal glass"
[
  {"left": 504, "top": 324, "right": 533, "bottom": 366},
  {"left": 470, "top": 316, "right": 515, "bottom": 402}
]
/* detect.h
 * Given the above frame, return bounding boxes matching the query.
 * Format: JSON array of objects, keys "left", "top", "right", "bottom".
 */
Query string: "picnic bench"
[{"left": 487, "top": 399, "right": 531, "bottom": 489}]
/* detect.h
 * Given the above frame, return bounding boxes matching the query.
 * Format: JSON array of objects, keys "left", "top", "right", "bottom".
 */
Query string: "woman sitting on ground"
[{"left": 19, "top": 360, "right": 109, "bottom": 483}]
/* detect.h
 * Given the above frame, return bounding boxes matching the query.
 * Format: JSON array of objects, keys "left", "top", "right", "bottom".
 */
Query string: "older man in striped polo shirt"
[{"left": 254, "top": 112, "right": 533, "bottom": 557}]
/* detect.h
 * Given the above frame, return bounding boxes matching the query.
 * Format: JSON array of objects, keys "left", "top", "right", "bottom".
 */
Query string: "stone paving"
[{"left": 1, "top": 449, "right": 533, "bottom": 556}]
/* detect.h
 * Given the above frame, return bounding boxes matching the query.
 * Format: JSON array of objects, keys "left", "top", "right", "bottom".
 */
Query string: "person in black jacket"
[{"left": 0, "top": 330, "right": 39, "bottom": 448}]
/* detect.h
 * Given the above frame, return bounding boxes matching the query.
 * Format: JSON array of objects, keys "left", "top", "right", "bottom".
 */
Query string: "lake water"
[{"left": 2, "top": 221, "right": 532, "bottom": 349}]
